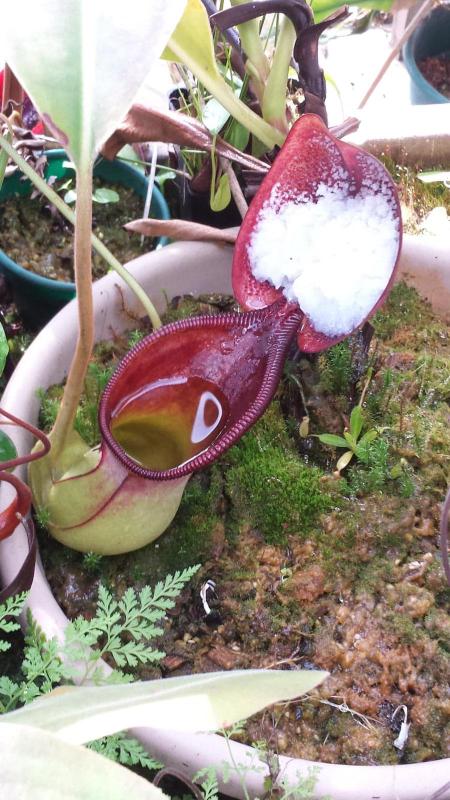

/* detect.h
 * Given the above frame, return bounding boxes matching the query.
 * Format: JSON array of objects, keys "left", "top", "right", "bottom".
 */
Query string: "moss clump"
[
  {"left": 372, "top": 282, "right": 435, "bottom": 343},
  {"left": 225, "top": 403, "right": 331, "bottom": 544},
  {"left": 319, "top": 340, "right": 353, "bottom": 396},
  {"left": 38, "top": 361, "right": 114, "bottom": 448},
  {"left": 382, "top": 158, "right": 450, "bottom": 234}
]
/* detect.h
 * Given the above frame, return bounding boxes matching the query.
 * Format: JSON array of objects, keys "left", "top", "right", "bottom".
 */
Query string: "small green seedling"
[{"left": 317, "top": 405, "right": 379, "bottom": 473}]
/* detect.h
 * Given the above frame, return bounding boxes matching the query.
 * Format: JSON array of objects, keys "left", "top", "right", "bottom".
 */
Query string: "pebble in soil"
[{"left": 38, "top": 284, "right": 450, "bottom": 766}]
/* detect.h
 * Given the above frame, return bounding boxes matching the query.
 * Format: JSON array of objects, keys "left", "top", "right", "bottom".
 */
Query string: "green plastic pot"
[
  {"left": 403, "top": 5, "right": 450, "bottom": 105},
  {"left": 0, "top": 149, "right": 170, "bottom": 328}
]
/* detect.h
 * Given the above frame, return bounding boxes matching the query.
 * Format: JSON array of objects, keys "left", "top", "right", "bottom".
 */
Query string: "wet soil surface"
[
  {"left": 39, "top": 285, "right": 450, "bottom": 767},
  {"left": 0, "top": 177, "right": 151, "bottom": 282},
  {"left": 418, "top": 54, "right": 450, "bottom": 99}
]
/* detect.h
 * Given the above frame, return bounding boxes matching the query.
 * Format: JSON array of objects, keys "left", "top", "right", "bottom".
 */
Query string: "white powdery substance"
[{"left": 248, "top": 182, "right": 399, "bottom": 337}]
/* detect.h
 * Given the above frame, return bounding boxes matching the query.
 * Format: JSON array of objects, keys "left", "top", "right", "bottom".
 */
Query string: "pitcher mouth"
[{"left": 99, "top": 302, "right": 303, "bottom": 481}]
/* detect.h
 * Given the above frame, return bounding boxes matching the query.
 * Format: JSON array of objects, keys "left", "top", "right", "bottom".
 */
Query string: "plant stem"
[
  {"left": 50, "top": 167, "right": 94, "bottom": 464},
  {"left": 220, "top": 157, "right": 248, "bottom": 219},
  {"left": 230, "top": 0, "right": 269, "bottom": 104},
  {"left": 0, "top": 133, "right": 162, "bottom": 329},
  {"left": 168, "top": 45, "right": 283, "bottom": 150},
  {"left": 262, "top": 16, "right": 296, "bottom": 134}
]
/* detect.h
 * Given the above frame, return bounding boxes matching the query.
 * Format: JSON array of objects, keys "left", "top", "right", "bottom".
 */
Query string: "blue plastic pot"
[
  {"left": 0, "top": 150, "right": 170, "bottom": 328},
  {"left": 403, "top": 5, "right": 450, "bottom": 105}
]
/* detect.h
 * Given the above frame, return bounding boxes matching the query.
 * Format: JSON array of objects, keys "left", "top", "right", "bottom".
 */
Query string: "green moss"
[
  {"left": 355, "top": 558, "right": 396, "bottom": 594},
  {"left": 415, "top": 354, "right": 450, "bottom": 406},
  {"left": 383, "top": 611, "right": 424, "bottom": 644},
  {"left": 382, "top": 158, "right": 450, "bottom": 231},
  {"left": 225, "top": 403, "right": 331, "bottom": 545},
  {"left": 317, "top": 515, "right": 359, "bottom": 579},
  {"left": 372, "top": 282, "right": 434, "bottom": 342},
  {"left": 318, "top": 340, "right": 353, "bottom": 396}
]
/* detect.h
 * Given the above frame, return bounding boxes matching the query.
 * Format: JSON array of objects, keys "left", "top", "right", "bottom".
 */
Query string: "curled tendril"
[
  {"left": 0, "top": 407, "right": 50, "bottom": 602},
  {"left": 440, "top": 486, "right": 450, "bottom": 586}
]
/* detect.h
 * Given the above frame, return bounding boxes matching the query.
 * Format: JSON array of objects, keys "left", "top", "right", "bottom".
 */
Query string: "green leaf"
[
  {"left": 358, "top": 429, "right": 379, "bottom": 447},
  {"left": 89, "top": 732, "right": 162, "bottom": 771},
  {"left": 0, "top": 322, "right": 9, "bottom": 378},
  {"left": 225, "top": 120, "right": 250, "bottom": 153},
  {"left": 203, "top": 98, "right": 232, "bottom": 136},
  {"left": 317, "top": 433, "right": 348, "bottom": 448},
  {"left": 349, "top": 406, "right": 364, "bottom": 441},
  {"left": 343, "top": 431, "right": 357, "bottom": 450},
  {"left": 164, "top": 0, "right": 283, "bottom": 150},
  {"left": 0, "top": 724, "right": 167, "bottom": 800},
  {"left": 3, "top": 669, "right": 328, "bottom": 744},
  {"left": 210, "top": 173, "right": 231, "bottom": 212},
  {"left": 0, "top": 592, "right": 27, "bottom": 652},
  {"left": 93, "top": 188, "right": 120, "bottom": 204},
  {"left": 0, "top": 430, "right": 17, "bottom": 464},
  {"left": 64, "top": 189, "right": 77, "bottom": 205},
  {"left": 156, "top": 169, "right": 177, "bottom": 190},
  {"left": 0, "top": 1, "right": 187, "bottom": 168},
  {"left": 336, "top": 449, "right": 354, "bottom": 473}
]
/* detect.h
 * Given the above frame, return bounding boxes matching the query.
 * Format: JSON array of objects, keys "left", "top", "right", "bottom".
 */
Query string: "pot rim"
[
  {"left": 0, "top": 239, "right": 449, "bottom": 800},
  {"left": 402, "top": 7, "right": 450, "bottom": 105}
]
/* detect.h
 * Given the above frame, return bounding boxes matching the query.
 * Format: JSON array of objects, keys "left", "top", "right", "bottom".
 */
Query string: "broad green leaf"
[
  {"left": 210, "top": 173, "right": 231, "bottom": 212},
  {"left": 336, "top": 449, "right": 354, "bottom": 473},
  {"left": 210, "top": 145, "right": 231, "bottom": 212},
  {"left": 0, "top": 322, "right": 9, "bottom": 377},
  {"left": 93, "top": 187, "right": 120, "bottom": 204},
  {"left": 0, "top": 723, "right": 167, "bottom": 800},
  {"left": 64, "top": 189, "right": 77, "bottom": 205},
  {"left": 317, "top": 433, "right": 348, "bottom": 448},
  {"left": 203, "top": 97, "right": 233, "bottom": 136},
  {"left": 3, "top": 669, "right": 328, "bottom": 745},
  {"left": 0, "top": 0, "right": 187, "bottom": 168},
  {"left": 226, "top": 120, "right": 250, "bottom": 153},
  {"left": 156, "top": 169, "right": 177, "bottom": 189},
  {"left": 164, "top": 0, "right": 283, "bottom": 150},
  {"left": 358, "top": 429, "right": 378, "bottom": 447},
  {"left": 349, "top": 406, "right": 364, "bottom": 441},
  {"left": 343, "top": 431, "right": 356, "bottom": 450},
  {"left": 0, "top": 430, "right": 17, "bottom": 464},
  {"left": 311, "top": 0, "right": 393, "bottom": 23}
]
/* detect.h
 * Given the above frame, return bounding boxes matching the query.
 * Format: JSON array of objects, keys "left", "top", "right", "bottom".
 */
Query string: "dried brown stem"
[{"left": 220, "top": 157, "right": 248, "bottom": 219}]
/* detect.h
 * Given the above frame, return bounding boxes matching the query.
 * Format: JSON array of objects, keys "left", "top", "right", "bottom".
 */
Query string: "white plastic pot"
[{"left": 0, "top": 238, "right": 449, "bottom": 800}]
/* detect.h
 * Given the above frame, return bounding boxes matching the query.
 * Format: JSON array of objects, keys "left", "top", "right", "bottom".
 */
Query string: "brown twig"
[{"left": 220, "top": 157, "right": 248, "bottom": 219}]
